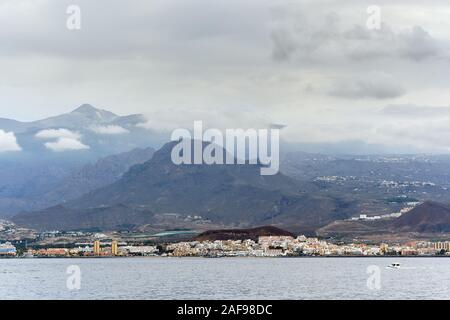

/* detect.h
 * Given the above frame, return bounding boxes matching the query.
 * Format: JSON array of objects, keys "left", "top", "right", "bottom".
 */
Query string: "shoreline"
[{"left": 3, "top": 255, "right": 450, "bottom": 259}]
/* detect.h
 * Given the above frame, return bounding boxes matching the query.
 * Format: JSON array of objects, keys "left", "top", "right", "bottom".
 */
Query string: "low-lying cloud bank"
[
  {"left": 91, "top": 125, "right": 129, "bottom": 135},
  {"left": 35, "top": 128, "right": 89, "bottom": 151},
  {"left": 0, "top": 130, "right": 21, "bottom": 152}
]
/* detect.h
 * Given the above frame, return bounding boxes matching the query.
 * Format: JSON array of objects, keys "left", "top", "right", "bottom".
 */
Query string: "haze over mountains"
[
  {"left": 14, "top": 141, "right": 353, "bottom": 233},
  {"left": 0, "top": 104, "right": 161, "bottom": 215},
  {"left": 0, "top": 146, "right": 155, "bottom": 215},
  {"left": 0, "top": 104, "right": 164, "bottom": 156},
  {"left": 26, "top": 147, "right": 155, "bottom": 210},
  {"left": 2, "top": 105, "right": 450, "bottom": 236}
]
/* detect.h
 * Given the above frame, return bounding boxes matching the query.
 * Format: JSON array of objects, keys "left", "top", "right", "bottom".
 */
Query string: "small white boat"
[
  {"left": 387, "top": 262, "right": 401, "bottom": 269},
  {"left": 21, "top": 252, "right": 35, "bottom": 258}
]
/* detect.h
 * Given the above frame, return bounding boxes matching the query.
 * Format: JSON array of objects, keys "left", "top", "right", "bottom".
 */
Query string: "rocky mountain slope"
[
  {"left": 393, "top": 201, "right": 450, "bottom": 233},
  {"left": 0, "top": 147, "right": 155, "bottom": 215},
  {"left": 0, "top": 104, "right": 163, "bottom": 215},
  {"left": 13, "top": 141, "right": 355, "bottom": 232}
]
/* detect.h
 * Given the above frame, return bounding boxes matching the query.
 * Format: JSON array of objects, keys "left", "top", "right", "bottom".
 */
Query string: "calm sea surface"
[{"left": 0, "top": 257, "right": 448, "bottom": 300}]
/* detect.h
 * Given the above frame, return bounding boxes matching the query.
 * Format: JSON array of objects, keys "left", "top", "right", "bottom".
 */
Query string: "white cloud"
[
  {"left": 35, "top": 128, "right": 89, "bottom": 151},
  {"left": 35, "top": 128, "right": 81, "bottom": 140},
  {"left": 91, "top": 125, "right": 129, "bottom": 135},
  {"left": 137, "top": 107, "right": 272, "bottom": 133},
  {"left": 2, "top": 1, "right": 450, "bottom": 153},
  {"left": 0, "top": 130, "right": 21, "bottom": 152},
  {"left": 136, "top": 120, "right": 179, "bottom": 133},
  {"left": 380, "top": 104, "right": 450, "bottom": 118},
  {"left": 44, "top": 137, "right": 90, "bottom": 152},
  {"left": 330, "top": 72, "right": 406, "bottom": 99}
]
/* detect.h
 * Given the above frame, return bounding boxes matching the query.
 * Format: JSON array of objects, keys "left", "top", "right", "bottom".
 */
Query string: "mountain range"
[
  {"left": 0, "top": 104, "right": 164, "bottom": 215},
  {"left": 3, "top": 104, "right": 450, "bottom": 237},
  {"left": 317, "top": 201, "right": 450, "bottom": 240},
  {"left": 27, "top": 146, "right": 155, "bottom": 210},
  {"left": 0, "top": 104, "right": 120, "bottom": 132},
  {"left": 1, "top": 104, "right": 164, "bottom": 156},
  {"left": 0, "top": 146, "right": 155, "bottom": 215},
  {"left": 13, "top": 141, "right": 356, "bottom": 233}
]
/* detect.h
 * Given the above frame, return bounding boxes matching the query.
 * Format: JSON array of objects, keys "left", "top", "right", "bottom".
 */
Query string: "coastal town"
[{"left": 1, "top": 234, "right": 449, "bottom": 258}]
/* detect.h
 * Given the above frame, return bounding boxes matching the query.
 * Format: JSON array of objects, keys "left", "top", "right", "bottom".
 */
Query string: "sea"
[{"left": 0, "top": 257, "right": 448, "bottom": 300}]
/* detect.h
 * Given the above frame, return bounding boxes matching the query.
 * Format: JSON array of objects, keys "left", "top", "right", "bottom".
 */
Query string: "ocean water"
[{"left": 0, "top": 257, "right": 448, "bottom": 300}]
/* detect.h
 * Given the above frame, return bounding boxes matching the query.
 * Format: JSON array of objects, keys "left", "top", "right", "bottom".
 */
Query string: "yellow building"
[
  {"left": 93, "top": 240, "right": 101, "bottom": 255},
  {"left": 111, "top": 240, "right": 118, "bottom": 256},
  {"left": 380, "top": 243, "right": 389, "bottom": 254},
  {"left": 434, "top": 242, "right": 450, "bottom": 251}
]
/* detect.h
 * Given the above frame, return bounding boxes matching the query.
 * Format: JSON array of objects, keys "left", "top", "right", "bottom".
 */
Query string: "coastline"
[{"left": 3, "top": 255, "right": 450, "bottom": 259}]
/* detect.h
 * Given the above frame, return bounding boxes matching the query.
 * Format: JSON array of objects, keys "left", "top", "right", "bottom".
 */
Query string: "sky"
[{"left": 1, "top": 0, "right": 450, "bottom": 153}]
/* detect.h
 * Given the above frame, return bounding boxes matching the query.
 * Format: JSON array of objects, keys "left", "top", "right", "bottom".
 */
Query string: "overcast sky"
[{"left": 1, "top": 0, "right": 450, "bottom": 152}]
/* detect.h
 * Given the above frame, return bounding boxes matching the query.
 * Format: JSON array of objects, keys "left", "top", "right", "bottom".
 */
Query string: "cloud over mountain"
[
  {"left": 1, "top": 1, "right": 450, "bottom": 153},
  {"left": 44, "top": 137, "right": 90, "bottom": 152},
  {"left": 0, "top": 130, "right": 21, "bottom": 152},
  {"left": 35, "top": 128, "right": 81, "bottom": 140},
  {"left": 91, "top": 125, "right": 129, "bottom": 135},
  {"left": 35, "top": 128, "right": 89, "bottom": 151}
]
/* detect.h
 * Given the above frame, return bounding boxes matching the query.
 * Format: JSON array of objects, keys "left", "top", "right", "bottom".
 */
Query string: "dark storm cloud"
[{"left": 270, "top": 8, "right": 442, "bottom": 63}]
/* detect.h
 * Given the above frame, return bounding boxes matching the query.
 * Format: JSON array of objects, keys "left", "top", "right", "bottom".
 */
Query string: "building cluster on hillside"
[
  {"left": 380, "top": 180, "right": 436, "bottom": 188},
  {"left": 315, "top": 176, "right": 357, "bottom": 182},
  {"left": 348, "top": 203, "right": 420, "bottom": 222},
  {"left": 162, "top": 236, "right": 450, "bottom": 257},
  {"left": 0, "top": 220, "right": 37, "bottom": 241},
  {"left": 2, "top": 237, "right": 450, "bottom": 258}
]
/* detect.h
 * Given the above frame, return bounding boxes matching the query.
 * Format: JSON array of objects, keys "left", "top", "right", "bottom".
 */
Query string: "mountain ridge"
[
  {"left": 13, "top": 140, "right": 354, "bottom": 233},
  {"left": 0, "top": 146, "right": 155, "bottom": 215},
  {"left": 393, "top": 201, "right": 450, "bottom": 233}
]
